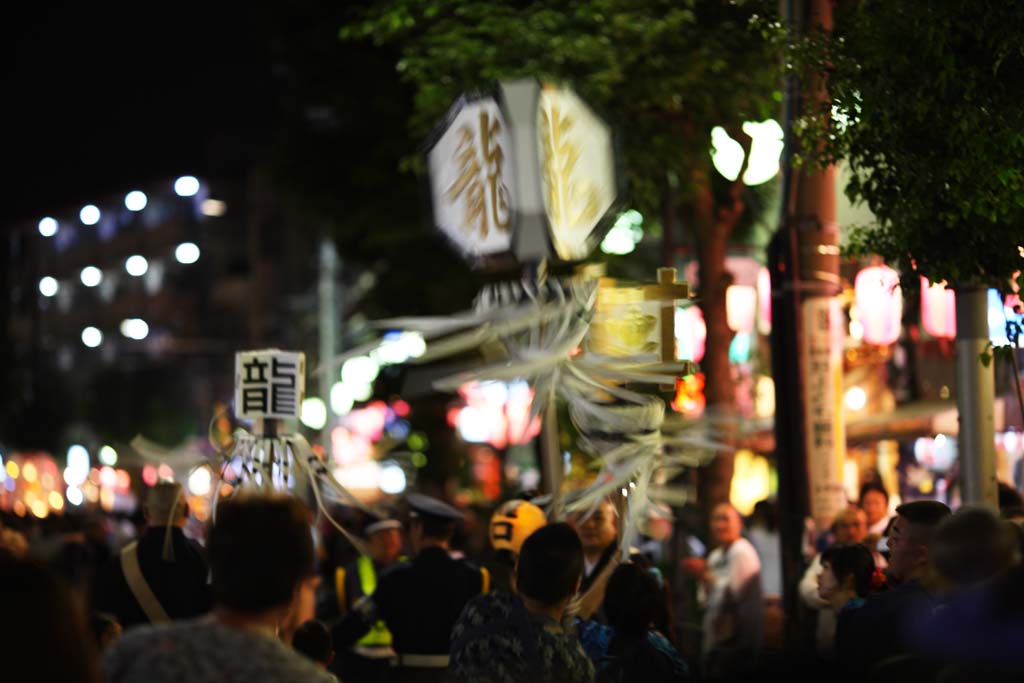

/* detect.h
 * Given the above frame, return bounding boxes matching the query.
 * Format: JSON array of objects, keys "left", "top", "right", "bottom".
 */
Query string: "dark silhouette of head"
[
  {"left": 516, "top": 522, "right": 583, "bottom": 606},
  {"left": 603, "top": 561, "right": 662, "bottom": 638},
  {"left": 209, "top": 494, "right": 315, "bottom": 613}
]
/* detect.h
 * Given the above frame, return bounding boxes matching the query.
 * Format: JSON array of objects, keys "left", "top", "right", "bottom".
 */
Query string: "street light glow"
[
  {"left": 39, "top": 276, "right": 59, "bottom": 297},
  {"left": 98, "top": 445, "right": 118, "bottom": 466},
  {"left": 81, "top": 326, "right": 103, "bottom": 348},
  {"left": 300, "top": 398, "right": 328, "bottom": 430},
  {"left": 175, "top": 242, "right": 200, "bottom": 264},
  {"left": 125, "top": 255, "right": 149, "bottom": 276},
  {"left": 38, "top": 217, "right": 58, "bottom": 237},
  {"left": 379, "top": 462, "right": 407, "bottom": 494},
  {"left": 80, "top": 205, "right": 101, "bottom": 226},
  {"left": 174, "top": 175, "right": 200, "bottom": 197},
  {"left": 124, "top": 190, "right": 148, "bottom": 211},
  {"left": 80, "top": 266, "right": 103, "bottom": 287}
]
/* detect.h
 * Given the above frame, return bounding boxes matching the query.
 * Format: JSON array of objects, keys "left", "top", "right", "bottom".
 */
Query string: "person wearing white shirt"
[{"left": 683, "top": 503, "right": 763, "bottom": 678}]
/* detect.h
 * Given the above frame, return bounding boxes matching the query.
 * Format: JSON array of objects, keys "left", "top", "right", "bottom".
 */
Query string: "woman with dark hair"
[
  {"left": 817, "top": 543, "right": 877, "bottom": 614},
  {"left": 0, "top": 553, "right": 102, "bottom": 683},
  {"left": 579, "top": 561, "right": 691, "bottom": 682}
]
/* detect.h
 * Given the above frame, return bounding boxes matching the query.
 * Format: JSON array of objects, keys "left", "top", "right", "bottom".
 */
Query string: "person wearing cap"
[
  {"left": 94, "top": 480, "right": 210, "bottom": 628},
  {"left": 333, "top": 493, "right": 489, "bottom": 683},
  {"left": 485, "top": 498, "right": 547, "bottom": 593},
  {"left": 329, "top": 510, "right": 404, "bottom": 683}
]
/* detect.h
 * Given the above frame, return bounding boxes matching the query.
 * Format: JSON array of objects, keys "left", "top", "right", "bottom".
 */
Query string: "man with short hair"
[
  {"left": 836, "top": 500, "right": 951, "bottom": 678},
  {"left": 334, "top": 493, "right": 488, "bottom": 683},
  {"left": 94, "top": 481, "right": 210, "bottom": 628},
  {"left": 449, "top": 523, "right": 595, "bottom": 683},
  {"left": 103, "top": 494, "right": 334, "bottom": 683}
]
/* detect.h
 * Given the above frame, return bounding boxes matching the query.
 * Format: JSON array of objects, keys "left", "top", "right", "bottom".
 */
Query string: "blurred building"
[{"left": 3, "top": 167, "right": 320, "bottom": 449}]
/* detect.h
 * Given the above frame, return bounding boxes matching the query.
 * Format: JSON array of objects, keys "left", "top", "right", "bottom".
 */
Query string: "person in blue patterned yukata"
[{"left": 449, "top": 522, "right": 595, "bottom": 683}]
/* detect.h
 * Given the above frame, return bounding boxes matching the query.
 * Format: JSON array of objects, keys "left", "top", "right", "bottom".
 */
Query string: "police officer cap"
[
  {"left": 406, "top": 493, "right": 463, "bottom": 522},
  {"left": 363, "top": 508, "right": 402, "bottom": 537}
]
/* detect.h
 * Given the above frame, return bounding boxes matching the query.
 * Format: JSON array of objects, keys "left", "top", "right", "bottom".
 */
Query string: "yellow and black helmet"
[{"left": 488, "top": 499, "right": 547, "bottom": 555}]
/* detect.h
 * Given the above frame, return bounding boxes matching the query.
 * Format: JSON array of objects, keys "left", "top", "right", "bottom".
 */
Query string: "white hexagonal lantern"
[
  {"left": 536, "top": 84, "right": 617, "bottom": 262},
  {"left": 426, "top": 97, "right": 517, "bottom": 265}
]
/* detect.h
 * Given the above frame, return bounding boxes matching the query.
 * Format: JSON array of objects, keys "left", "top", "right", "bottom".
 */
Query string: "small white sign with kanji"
[{"left": 234, "top": 350, "right": 305, "bottom": 420}]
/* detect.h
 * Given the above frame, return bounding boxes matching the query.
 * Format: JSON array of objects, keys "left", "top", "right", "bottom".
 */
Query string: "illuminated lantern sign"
[
  {"left": 536, "top": 84, "right": 617, "bottom": 261},
  {"left": 426, "top": 81, "right": 618, "bottom": 268},
  {"left": 854, "top": 265, "right": 903, "bottom": 346},
  {"left": 920, "top": 277, "right": 956, "bottom": 339},
  {"left": 234, "top": 349, "right": 305, "bottom": 420},
  {"left": 427, "top": 98, "right": 516, "bottom": 264}
]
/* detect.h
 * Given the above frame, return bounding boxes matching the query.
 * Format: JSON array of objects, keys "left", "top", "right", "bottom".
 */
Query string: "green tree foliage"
[
  {"left": 799, "top": 1, "right": 1024, "bottom": 292},
  {"left": 341, "top": 0, "right": 785, "bottom": 507}
]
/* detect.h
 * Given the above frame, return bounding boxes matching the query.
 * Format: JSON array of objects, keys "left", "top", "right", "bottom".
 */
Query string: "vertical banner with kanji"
[
  {"left": 800, "top": 297, "right": 847, "bottom": 524},
  {"left": 234, "top": 350, "right": 305, "bottom": 420}
]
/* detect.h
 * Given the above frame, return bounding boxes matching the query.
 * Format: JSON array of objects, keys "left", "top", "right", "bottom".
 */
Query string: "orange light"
[
  {"left": 671, "top": 373, "right": 706, "bottom": 417},
  {"left": 115, "top": 469, "right": 131, "bottom": 491},
  {"left": 48, "top": 491, "right": 64, "bottom": 511},
  {"left": 30, "top": 499, "right": 49, "bottom": 518},
  {"left": 22, "top": 462, "right": 38, "bottom": 483}
]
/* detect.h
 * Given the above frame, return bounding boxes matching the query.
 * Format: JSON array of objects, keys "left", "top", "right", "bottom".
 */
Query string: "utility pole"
[
  {"left": 319, "top": 239, "right": 339, "bottom": 446},
  {"left": 955, "top": 286, "right": 998, "bottom": 508},
  {"left": 771, "top": 0, "right": 847, "bottom": 655}
]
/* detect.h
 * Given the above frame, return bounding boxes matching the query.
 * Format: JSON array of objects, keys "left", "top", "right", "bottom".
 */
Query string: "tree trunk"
[{"left": 697, "top": 227, "right": 737, "bottom": 508}]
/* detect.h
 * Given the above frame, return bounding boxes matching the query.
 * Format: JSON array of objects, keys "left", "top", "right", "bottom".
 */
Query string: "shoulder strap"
[
  {"left": 479, "top": 566, "right": 490, "bottom": 594},
  {"left": 335, "top": 567, "right": 348, "bottom": 615},
  {"left": 120, "top": 541, "right": 171, "bottom": 624}
]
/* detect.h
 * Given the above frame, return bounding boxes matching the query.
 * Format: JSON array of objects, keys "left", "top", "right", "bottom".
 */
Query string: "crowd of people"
[{"left": 2, "top": 476, "right": 1024, "bottom": 682}]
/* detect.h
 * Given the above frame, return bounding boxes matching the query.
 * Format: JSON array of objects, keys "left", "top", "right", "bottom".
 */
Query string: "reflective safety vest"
[
  {"left": 336, "top": 556, "right": 401, "bottom": 649},
  {"left": 355, "top": 555, "right": 394, "bottom": 648}
]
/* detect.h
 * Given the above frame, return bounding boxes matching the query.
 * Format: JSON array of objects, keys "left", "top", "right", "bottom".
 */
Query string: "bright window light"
[
  {"left": 80, "top": 205, "right": 101, "bottom": 226},
  {"left": 120, "top": 318, "right": 149, "bottom": 340},
  {"left": 38, "top": 217, "right": 58, "bottom": 237},
  {"left": 39, "top": 276, "right": 59, "bottom": 297},
  {"left": 124, "top": 190, "right": 148, "bottom": 211},
  {"left": 330, "top": 382, "right": 354, "bottom": 416},
  {"left": 174, "top": 175, "right": 200, "bottom": 197},
  {"left": 175, "top": 242, "right": 200, "bottom": 264},
  {"left": 200, "top": 199, "right": 226, "bottom": 217},
  {"left": 81, "top": 326, "right": 103, "bottom": 348},
  {"left": 125, "top": 255, "right": 148, "bottom": 277},
  {"left": 80, "top": 266, "right": 103, "bottom": 287}
]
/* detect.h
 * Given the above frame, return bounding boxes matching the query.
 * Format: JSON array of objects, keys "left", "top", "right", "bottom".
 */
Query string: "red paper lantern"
[
  {"left": 854, "top": 266, "right": 903, "bottom": 345},
  {"left": 920, "top": 276, "right": 956, "bottom": 339}
]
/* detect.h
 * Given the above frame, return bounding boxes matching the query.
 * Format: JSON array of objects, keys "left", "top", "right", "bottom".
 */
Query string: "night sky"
[{"left": 6, "top": 2, "right": 272, "bottom": 227}]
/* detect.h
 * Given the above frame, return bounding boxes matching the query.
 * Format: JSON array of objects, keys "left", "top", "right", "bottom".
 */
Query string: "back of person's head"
[
  {"left": 896, "top": 500, "right": 952, "bottom": 545},
  {"left": 931, "top": 506, "right": 1018, "bottom": 588},
  {"left": 998, "top": 482, "right": 1024, "bottom": 514},
  {"left": 750, "top": 499, "right": 778, "bottom": 531},
  {"left": 516, "top": 522, "right": 583, "bottom": 606},
  {"left": 209, "top": 494, "right": 314, "bottom": 613},
  {"left": 292, "top": 619, "right": 333, "bottom": 666},
  {"left": 821, "top": 543, "right": 876, "bottom": 597},
  {"left": 0, "top": 554, "right": 101, "bottom": 683},
  {"left": 145, "top": 481, "right": 186, "bottom": 526},
  {"left": 603, "top": 562, "right": 661, "bottom": 638}
]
